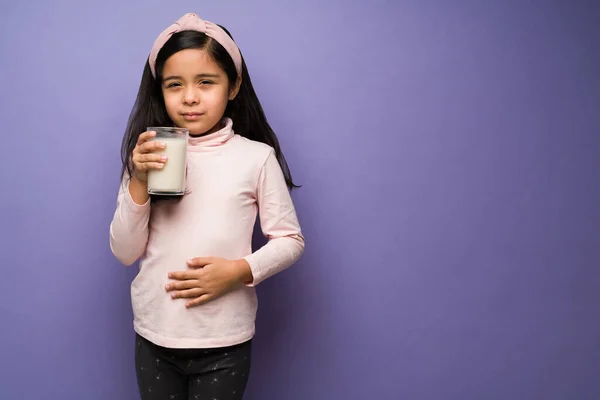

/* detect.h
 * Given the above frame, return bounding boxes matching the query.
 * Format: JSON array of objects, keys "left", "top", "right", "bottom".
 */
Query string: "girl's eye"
[
  {"left": 200, "top": 80, "right": 213, "bottom": 85},
  {"left": 167, "top": 82, "right": 181, "bottom": 88}
]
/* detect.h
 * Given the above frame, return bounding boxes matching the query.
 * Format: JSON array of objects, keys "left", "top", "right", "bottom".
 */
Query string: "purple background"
[{"left": 1, "top": 1, "right": 599, "bottom": 399}]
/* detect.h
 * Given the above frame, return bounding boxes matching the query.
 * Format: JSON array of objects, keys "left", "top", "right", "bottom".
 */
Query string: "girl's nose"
[{"left": 183, "top": 88, "right": 199, "bottom": 105}]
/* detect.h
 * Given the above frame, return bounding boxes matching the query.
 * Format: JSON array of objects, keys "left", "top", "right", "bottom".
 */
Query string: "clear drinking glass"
[{"left": 146, "top": 127, "right": 189, "bottom": 195}]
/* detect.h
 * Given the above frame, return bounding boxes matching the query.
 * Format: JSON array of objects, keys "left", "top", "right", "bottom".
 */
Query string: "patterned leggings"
[{"left": 135, "top": 333, "right": 252, "bottom": 400}]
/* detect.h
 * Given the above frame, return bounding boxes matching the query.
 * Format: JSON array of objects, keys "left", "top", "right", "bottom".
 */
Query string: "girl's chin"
[
  {"left": 186, "top": 120, "right": 225, "bottom": 137},
  {"left": 177, "top": 121, "right": 214, "bottom": 137}
]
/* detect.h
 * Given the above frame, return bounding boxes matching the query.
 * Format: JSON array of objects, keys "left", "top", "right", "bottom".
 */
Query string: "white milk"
[{"left": 147, "top": 137, "right": 188, "bottom": 195}]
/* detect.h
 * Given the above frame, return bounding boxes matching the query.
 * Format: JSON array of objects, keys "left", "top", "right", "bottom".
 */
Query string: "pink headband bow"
[{"left": 148, "top": 13, "right": 242, "bottom": 78}]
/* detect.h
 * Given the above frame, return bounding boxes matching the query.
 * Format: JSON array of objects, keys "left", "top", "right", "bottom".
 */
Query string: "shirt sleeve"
[
  {"left": 109, "top": 176, "right": 151, "bottom": 266},
  {"left": 243, "top": 149, "right": 305, "bottom": 286}
]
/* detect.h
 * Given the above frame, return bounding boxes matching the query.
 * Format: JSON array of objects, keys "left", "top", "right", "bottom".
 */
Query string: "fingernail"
[
  {"left": 160, "top": 142, "right": 167, "bottom": 148},
  {"left": 165, "top": 284, "right": 170, "bottom": 290},
  {"left": 161, "top": 156, "right": 167, "bottom": 161},
  {"left": 168, "top": 273, "right": 173, "bottom": 278},
  {"left": 171, "top": 293, "right": 176, "bottom": 299}
]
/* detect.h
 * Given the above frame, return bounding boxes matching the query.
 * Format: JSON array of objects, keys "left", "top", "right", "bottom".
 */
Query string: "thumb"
[{"left": 186, "top": 257, "right": 217, "bottom": 268}]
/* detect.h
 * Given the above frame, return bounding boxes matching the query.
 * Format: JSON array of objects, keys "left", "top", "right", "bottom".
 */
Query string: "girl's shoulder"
[{"left": 231, "top": 134, "right": 275, "bottom": 162}]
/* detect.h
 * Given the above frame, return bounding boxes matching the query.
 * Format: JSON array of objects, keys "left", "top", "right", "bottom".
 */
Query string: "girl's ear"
[{"left": 229, "top": 74, "right": 242, "bottom": 100}]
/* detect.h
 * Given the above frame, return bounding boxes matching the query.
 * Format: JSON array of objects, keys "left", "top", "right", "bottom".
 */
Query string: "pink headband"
[{"left": 148, "top": 13, "right": 242, "bottom": 78}]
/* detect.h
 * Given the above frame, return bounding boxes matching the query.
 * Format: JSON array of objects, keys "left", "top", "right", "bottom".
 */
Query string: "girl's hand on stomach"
[{"left": 165, "top": 257, "right": 253, "bottom": 308}]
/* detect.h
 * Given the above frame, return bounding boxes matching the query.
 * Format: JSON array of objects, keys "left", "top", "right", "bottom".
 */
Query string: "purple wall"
[{"left": 1, "top": 1, "right": 599, "bottom": 399}]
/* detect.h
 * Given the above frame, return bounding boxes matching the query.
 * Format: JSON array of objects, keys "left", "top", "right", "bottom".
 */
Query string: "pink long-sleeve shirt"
[{"left": 109, "top": 118, "right": 304, "bottom": 348}]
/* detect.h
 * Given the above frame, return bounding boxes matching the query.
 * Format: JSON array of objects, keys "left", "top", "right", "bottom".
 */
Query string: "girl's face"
[{"left": 161, "top": 48, "right": 237, "bottom": 136}]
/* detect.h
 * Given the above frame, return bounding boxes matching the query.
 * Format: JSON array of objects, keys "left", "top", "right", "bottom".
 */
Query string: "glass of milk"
[{"left": 146, "top": 127, "right": 189, "bottom": 195}]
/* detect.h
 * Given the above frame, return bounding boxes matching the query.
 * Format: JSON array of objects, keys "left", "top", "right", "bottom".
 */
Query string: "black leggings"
[{"left": 135, "top": 333, "right": 252, "bottom": 400}]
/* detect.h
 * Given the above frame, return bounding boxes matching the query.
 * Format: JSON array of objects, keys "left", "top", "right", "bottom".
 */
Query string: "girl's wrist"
[
  {"left": 133, "top": 170, "right": 148, "bottom": 183},
  {"left": 230, "top": 259, "right": 253, "bottom": 285},
  {"left": 129, "top": 174, "right": 150, "bottom": 205}
]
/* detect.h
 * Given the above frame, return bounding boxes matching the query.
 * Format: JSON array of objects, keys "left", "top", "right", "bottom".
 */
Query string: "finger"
[
  {"left": 133, "top": 152, "right": 165, "bottom": 167},
  {"left": 171, "top": 288, "right": 205, "bottom": 299},
  {"left": 168, "top": 271, "right": 197, "bottom": 280},
  {"left": 186, "top": 295, "right": 212, "bottom": 308},
  {"left": 187, "top": 257, "right": 218, "bottom": 268},
  {"left": 140, "top": 153, "right": 167, "bottom": 164},
  {"left": 139, "top": 140, "right": 167, "bottom": 154},
  {"left": 165, "top": 280, "right": 199, "bottom": 292},
  {"left": 136, "top": 131, "right": 156, "bottom": 145},
  {"left": 134, "top": 162, "right": 164, "bottom": 172}
]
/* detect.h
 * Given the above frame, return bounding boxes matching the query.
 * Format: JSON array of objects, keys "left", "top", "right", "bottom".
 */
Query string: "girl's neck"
[
  {"left": 187, "top": 118, "right": 235, "bottom": 152},
  {"left": 189, "top": 119, "right": 225, "bottom": 138}
]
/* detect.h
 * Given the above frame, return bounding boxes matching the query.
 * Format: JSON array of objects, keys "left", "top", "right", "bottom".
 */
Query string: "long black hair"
[{"left": 120, "top": 27, "right": 298, "bottom": 189}]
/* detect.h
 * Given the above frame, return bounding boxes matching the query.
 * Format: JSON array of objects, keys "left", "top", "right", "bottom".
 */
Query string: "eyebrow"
[{"left": 163, "top": 73, "right": 221, "bottom": 82}]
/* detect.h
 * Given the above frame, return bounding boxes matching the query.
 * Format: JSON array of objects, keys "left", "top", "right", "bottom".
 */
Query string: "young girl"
[{"left": 109, "top": 12, "right": 304, "bottom": 400}]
